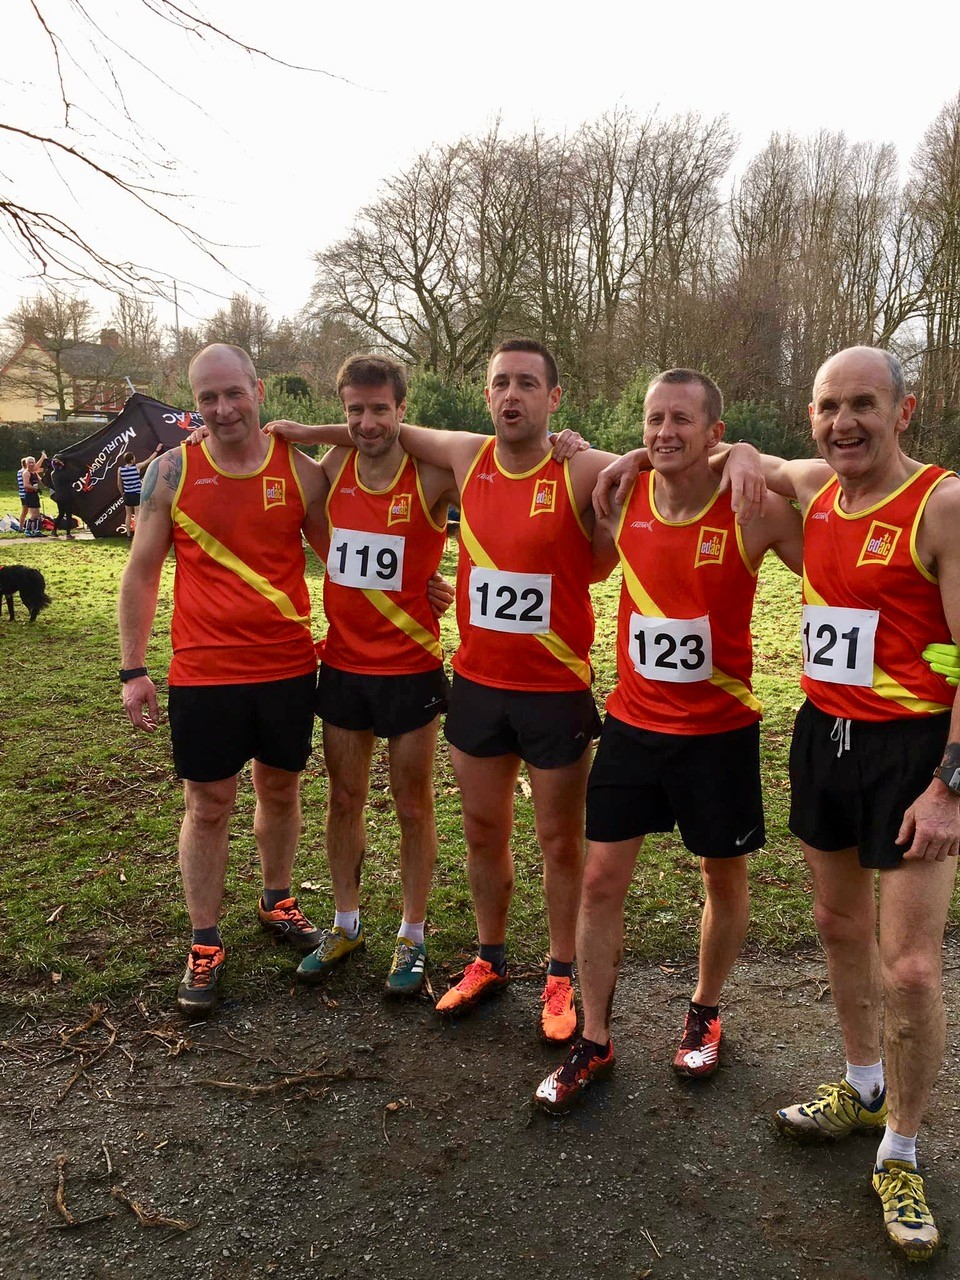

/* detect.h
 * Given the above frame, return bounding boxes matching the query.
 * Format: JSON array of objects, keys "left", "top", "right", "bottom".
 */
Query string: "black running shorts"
[
  {"left": 123, "top": 492, "right": 141, "bottom": 508},
  {"left": 316, "top": 663, "right": 449, "bottom": 738},
  {"left": 788, "top": 699, "right": 950, "bottom": 869},
  {"left": 444, "top": 672, "right": 600, "bottom": 769},
  {"left": 586, "top": 713, "right": 765, "bottom": 856},
  {"left": 23, "top": 493, "right": 40, "bottom": 510},
  {"left": 168, "top": 671, "right": 316, "bottom": 782}
]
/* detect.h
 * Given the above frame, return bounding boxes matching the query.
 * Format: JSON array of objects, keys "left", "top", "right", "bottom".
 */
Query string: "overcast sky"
[{"left": 3, "top": 0, "right": 960, "bottom": 335}]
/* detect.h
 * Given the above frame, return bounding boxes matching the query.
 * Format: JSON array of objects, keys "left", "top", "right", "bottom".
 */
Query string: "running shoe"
[
  {"left": 872, "top": 1160, "right": 940, "bottom": 1260},
  {"left": 540, "top": 974, "right": 577, "bottom": 1042},
  {"left": 257, "top": 896, "right": 323, "bottom": 952},
  {"left": 176, "top": 943, "right": 225, "bottom": 1015},
  {"left": 774, "top": 1079, "right": 887, "bottom": 1141},
  {"left": 435, "top": 958, "right": 508, "bottom": 1015},
  {"left": 534, "top": 1037, "right": 615, "bottom": 1114},
  {"left": 384, "top": 937, "right": 427, "bottom": 997},
  {"left": 673, "top": 1006, "right": 722, "bottom": 1078},
  {"left": 295, "top": 926, "right": 365, "bottom": 984}
]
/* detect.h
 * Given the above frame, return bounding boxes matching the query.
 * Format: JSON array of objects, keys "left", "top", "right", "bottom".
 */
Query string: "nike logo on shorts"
[{"left": 734, "top": 826, "right": 758, "bottom": 848}]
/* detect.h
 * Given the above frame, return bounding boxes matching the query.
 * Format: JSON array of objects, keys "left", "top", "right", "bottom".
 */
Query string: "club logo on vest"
[
  {"left": 695, "top": 526, "right": 727, "bottom": 567},
  {"left": 263, "top": 477, "right": 286, "bottom": 510},
  {"left": 388, "top": 492, "right": 412, "bottom": 526},
  {"left": 857, "top": 520, "right": 901, "bottom": 567},
  {"left": 530, "top": 479, "right": 557, "bottom": 517}
]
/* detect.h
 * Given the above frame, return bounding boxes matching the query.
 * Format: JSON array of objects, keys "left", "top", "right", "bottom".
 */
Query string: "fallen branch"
[
  {"left": 53, "top": 1155, "right": 116, "bottom": 1230},
  {"left": 193, "top": 1064, "right": 354, "bottom": 1097},
  {"left": 111, "top": 1187, "right": 195, "bottom": 1232},
  {"left": 57, "top": 1024, "right": 118, "bottom": 1104}
]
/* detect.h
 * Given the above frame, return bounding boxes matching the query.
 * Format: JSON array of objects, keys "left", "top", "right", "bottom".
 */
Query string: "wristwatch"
[
  {"left": 118, "top": 667, "right": 148, "bottom": 683},
  {"left": 934, "top": 761, "right": 960, "bottom": 796}
]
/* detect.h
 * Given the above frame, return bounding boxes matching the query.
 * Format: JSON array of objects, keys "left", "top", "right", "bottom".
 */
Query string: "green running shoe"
[
  {"left": 384, "top": 937, "right": 427, "bottom": 997},
  {"left": 296, "top": 925, "right": 365, "bottom": 984},
  {"left": 774, "top": 1079, "right": 887, "bottom": 1141},
  {"left": 872, "top": 1160, "right": 940, "bottom": 1260}
]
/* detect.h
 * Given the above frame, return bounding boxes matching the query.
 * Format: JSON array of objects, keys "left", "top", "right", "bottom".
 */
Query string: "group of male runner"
[{"left": 119, "top": 340, "right": 960, "bottom": 1262}]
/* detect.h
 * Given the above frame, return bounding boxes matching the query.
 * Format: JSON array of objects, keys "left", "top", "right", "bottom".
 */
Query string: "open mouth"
[{"left": 502, "top": 409, "right": 522, "bottom": 424}]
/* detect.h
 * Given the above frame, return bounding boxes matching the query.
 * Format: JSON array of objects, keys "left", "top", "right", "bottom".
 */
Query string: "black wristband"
[{"left": 119, "top": 667, "right": 148, "bottom": 683}]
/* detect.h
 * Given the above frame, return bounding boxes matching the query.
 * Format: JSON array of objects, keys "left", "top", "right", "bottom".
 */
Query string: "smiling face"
[
  {"left": 808, "top": 348, "right": 915, "bottom": 480},
  {"left": 189, "top": 346, "right": 264, "bottom": 446},
  {"left": 643, "top": 379, "right": 724, "bottom": 473},
  {"left": 340, "top": 382, "right": 405, "bottom": 459},
  {"left": 485, "top": 350, "right": 562, "bottom": 445}
]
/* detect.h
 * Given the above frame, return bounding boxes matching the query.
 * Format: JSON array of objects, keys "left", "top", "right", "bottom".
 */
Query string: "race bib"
[
  {"left": 801, "top": 604, "right": 877, "bottom": 687},
  {"left": 468, "top": 567, "right": 552, "bottom": 634},
  {"left": 328, "top": 527, "right": 404, "bottom": 591},
  {"left": 628, "top": 614, "right": 712, "bottom": 684}
]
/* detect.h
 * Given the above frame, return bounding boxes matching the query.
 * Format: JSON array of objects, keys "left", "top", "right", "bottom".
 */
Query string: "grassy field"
[{"left": 1, "top": 468, "right": 955, "bottom": 1009}]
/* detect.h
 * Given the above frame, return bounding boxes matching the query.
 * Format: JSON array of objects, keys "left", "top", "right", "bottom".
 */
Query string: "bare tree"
[{"left": 3, "top": 287, "right": 96, "bottom": 419}]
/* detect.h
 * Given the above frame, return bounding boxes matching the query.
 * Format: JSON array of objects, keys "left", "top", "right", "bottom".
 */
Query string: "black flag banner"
[{"left": 57, "top": 394, "right": 203, "bottom": 538}]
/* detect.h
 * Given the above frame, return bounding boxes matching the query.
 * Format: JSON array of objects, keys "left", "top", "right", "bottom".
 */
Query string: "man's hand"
[
  {"left": 185, "top": 424, "right": 210, "bottom": 446},
  {"left": 550, "top": 429, "right": 590, "bottom": 461},
  {"left": 923, "top": 642, "right": 960, "bottom": 686},
  {"left": 716, "top": 442, "right": 767, "bottom": 526},
  {"left": 264, "top": 419, "right": 314, "bottom": 442},
  {"left": 896, "top": 781, "right": 960, "bottom": 861},
  {"left": 592, "top": 450, "right": 642, "bottom": 518},
  {"left": 427, "top": 571, "right": 455, "bottom": 619},
  {"left": 122, "top": 675, "right": 160, "bottom": 733}
]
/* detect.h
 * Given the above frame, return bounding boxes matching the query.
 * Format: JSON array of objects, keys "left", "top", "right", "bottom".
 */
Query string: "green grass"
[{"left": 1, "top": 479, "right": 956, "bottom": 1010}]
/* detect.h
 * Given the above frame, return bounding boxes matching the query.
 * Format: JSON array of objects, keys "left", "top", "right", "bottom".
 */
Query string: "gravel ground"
[{"left": 2, "top": 943, "right": 958, "bottom": 1280}]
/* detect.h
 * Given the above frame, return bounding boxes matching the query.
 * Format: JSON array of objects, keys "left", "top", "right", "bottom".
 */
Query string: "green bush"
[{"left": 406, "top": 370, "right": 491, "bottom": 433}]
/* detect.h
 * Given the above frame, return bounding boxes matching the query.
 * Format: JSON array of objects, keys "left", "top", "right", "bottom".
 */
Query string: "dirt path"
[{"left": 2, "top": 944, "right": 958, "bottom": 1280}]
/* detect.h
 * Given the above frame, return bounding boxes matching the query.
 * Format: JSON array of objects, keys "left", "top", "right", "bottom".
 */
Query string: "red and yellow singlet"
[
  {"left": 800, "top": 466, "right": 954, "bottom": 721},
  {"left": 320, "top": 452, "right": 445, "bottom": 675},
  {"left": 453, "top": 438, "right": 594, "bottom": 692},
  {"left": 169, "top": 439, "right": 316, "bottom": 686},
  {"left": 606, "top": 473, "right": 761, "bottom": 735}
]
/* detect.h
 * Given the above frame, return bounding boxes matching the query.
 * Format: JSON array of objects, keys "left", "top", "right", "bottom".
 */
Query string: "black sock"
[
  {"left": 547, "top": 958, "right": 574, "bottom": 979},
  {"left": 691, "top": 1000, "right": 719, "bottom": 1021},
  {"left": 192, "top": 927, "right": 222, "bottom": 948},
  {"left": 578, "top": 1035, "right": 611, "bottom": 1057},
  {"left": 261, "top": 886, "right": 291, "bottom": 911},
  {"left": 479, "top": 943, "right": 507, "bottom": 975}
]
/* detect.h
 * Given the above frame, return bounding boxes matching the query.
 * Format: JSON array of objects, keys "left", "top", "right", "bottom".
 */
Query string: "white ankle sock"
[
  {"left": 876, "top": 1125, "right": 918, "bottom": 1169},
  {"left": 845, "top": 1060, "right": 884, "bottom": 1105},
  {"left": 399, "top": 920, "right": 425, "bottom": 945},
  {"left": 333, "top": 910, "right": 360, "bottom": 938}
]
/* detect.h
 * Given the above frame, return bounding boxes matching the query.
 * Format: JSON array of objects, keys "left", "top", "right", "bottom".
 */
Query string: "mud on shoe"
[
  {"left": 872, "top": 1160, "right": 940, "bottom": 1261},
  {"left": 257, "top": 896, "right": 323, "bottom": 953},
  {"left": 673, "top": 1006, "right": 722, "bottom": 1078},
  {"left": 534, "top": 1037, "right": 615, "bottom": 1114},
  {"left": 435, "top": 958, "right": 508, "bottom": 1016},
  {"left": 177, "top": 944, "right": 225, "bottom": 1016},
  {"left": 774, "top": 1079, "right": 887, "bottom": 1141},
  {"left": 296, "top": 926, "right": 365, "bottom": 984},
  {"left": 384, "top": 937, "right": 428, "bottom": 997}
]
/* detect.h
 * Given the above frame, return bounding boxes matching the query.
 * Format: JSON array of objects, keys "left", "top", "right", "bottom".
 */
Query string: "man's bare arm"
[
  {"left": 117, "top": 452, "right": 178, "bottom": 732},
  {"left": 897, "top": 480, "right": 960, "bottom": 860}
]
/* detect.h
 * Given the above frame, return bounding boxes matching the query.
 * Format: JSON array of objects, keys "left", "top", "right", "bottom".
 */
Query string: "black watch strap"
[{"left": 119, "top": 666, "right": 148, "bottom": 683}]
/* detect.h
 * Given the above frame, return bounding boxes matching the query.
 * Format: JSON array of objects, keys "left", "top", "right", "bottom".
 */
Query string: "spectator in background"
[{"left": 118, "top": 446, "right": 163, "bottom": 538}]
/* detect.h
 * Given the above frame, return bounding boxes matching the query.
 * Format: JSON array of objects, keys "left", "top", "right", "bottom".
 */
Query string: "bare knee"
[
  {"left": 328, "top": 777, "right": 368, "bottom": 822},
  {"left": 701, "top": 858, "right": 748, "bottom": 906},
  {"left": 184, "top": 783, "right": 234, "bottom": 831},
  {"left": 393, "top": 781, "right": 434, "bottom": 830},
  {"left": 581, "top": 856, "right": 629, "bottom": 914},
  {"left": 813, "top": 897, "right": 872, "bottom": 950},
  {"left": 882, "top": 951, "right": 942, "bottom": 1003}
]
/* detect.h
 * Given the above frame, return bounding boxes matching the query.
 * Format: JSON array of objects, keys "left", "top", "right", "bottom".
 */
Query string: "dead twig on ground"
[
  {"left": 639, "top": 1226, "right": 661, "bottom": 1259},
  {"left": 111, "top": 1186, "right": 195, "bottom": 1232},
  {"left": 194, "top": 1064, "right": 354, "bottom": 1097},
  {"left": 57, "top": 1021, "right": 118, "bottom": 1104},
  {"left": 53, "top": 1155, "right": 116, "bottom": 1230}
]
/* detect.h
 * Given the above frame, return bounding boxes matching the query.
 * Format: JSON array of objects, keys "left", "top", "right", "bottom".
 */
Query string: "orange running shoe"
[
  {"left": 673, "top": 1006, "right": 722, "bottom": 1078},
  {"left": 176, "top": 944, "right": 225, "bottom": 1016},
  {"left": 257, "top": 896, "right": 323, "bottom": 953},
  {"left": 540, "top": 974, "right": 577, "bottom": 1041},
  {"left": 435, "top": 958, "right": 509, "bottom": 1015}
]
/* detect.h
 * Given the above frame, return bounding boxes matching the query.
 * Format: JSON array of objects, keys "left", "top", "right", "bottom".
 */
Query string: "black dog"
[{"left": 0, "top": 565, "right": 51, "bottom": 622}]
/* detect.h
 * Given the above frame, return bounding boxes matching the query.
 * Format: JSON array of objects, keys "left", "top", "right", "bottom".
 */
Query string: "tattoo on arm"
[
  {"left": 162, "top": 451, "right": 183, "bottom": 490},
  {"left": 140, "top": 459, "right": 161, "bottom": 504}
]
